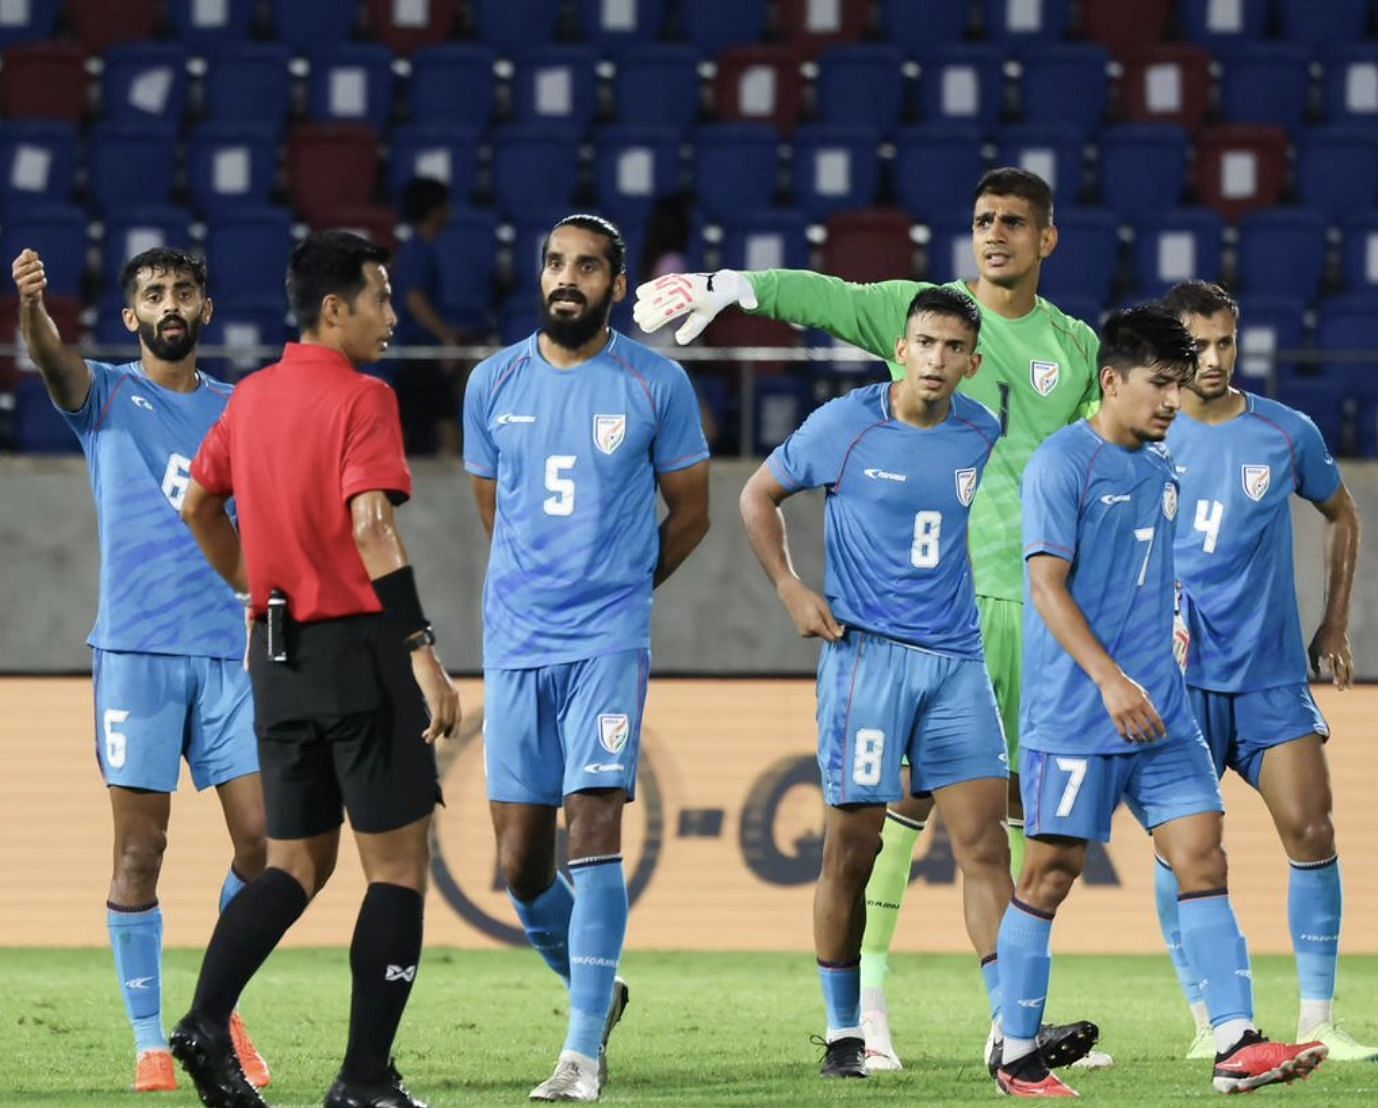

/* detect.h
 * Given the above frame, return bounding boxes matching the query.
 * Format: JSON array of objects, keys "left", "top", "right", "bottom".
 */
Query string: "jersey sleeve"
[
  {"left": 190, "top": 406, "right": 235, "bottom": 496},
  {"left": 341, "top": 381, "right": 412, "bottom": 505},
  {"left": 1022, "top": 444, "right": 1081, "bottom": 563},
  {"left": 59, "top": 360, "right": 117, "bottom": 435},
  {"left": 1293, "top": 412, "right": 1342, "bottom": 504},
  {"left": 1074, "top": 330, "right": 1102, "bottom": 421},
  {"left": 652, "top": 362, "right": 710, "bottom": 473},
  {"left": 766, "top": 399, "right": 851, "bottom": 492},
  {"left": 461, "top": 361, "right": 497, "bottom": 478}
]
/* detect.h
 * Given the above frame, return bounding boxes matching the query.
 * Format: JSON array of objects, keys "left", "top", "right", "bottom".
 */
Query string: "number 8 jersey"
[{"left": 463, "top": 331, "right": 709, "bottom": 669}]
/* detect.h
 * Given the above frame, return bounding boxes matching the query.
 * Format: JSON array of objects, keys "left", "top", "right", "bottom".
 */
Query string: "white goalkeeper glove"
[{"left": 633, "top": 269, "right": 758, "bottom": 345}]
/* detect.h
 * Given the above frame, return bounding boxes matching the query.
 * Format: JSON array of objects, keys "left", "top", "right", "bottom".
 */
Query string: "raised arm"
[
  {"left": 11, "top": 249, "right": 92, "bottom": 411},
  {"left": 654, "top": 460, "right": 710, "bottom": 587},
  {"left": 1308, "top": 484, "right": 1361, "bottom": 689}
]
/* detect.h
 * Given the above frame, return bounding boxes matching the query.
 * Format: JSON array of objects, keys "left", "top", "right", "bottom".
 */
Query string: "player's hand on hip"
[
  {"left": 1098, "top": 670, "right": 1166, "bottom": 743},
  {"left": 1309, "top": 621, "right": 1354, "bottom": 690},
  {"left": 777, "top": 577, "right": 845, "bottom": 642},
  {"left": 11, "top": 249, "right": 46, "bottom": 304},
  {"left": 411, "top": 647, "right": 460, "bottom": 743},
  {"left": 632, "top": 269, "right": 757, "bottom": 345}
]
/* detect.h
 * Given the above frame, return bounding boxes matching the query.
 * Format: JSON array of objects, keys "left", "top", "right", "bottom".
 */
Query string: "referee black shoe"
[
  {"left": 169, "top": 1011, "right": 268, "bottom": 1108},
  {"left": 814, "top": 1035, "right": 868, "bottom": 1078},
  {"left": 985, "top": 1020, "right": 1100, "bottom": 1078},
  {"left": 324, "top": 1062, "right": 429, "bottom": 1108}
]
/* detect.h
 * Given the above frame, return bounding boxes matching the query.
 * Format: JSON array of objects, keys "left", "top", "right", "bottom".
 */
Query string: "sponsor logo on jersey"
[
  {"left": 598, "top": 713, "right": 630, "bottom": 754},
  {"left": 1242, "top": 464, "right": 1271, "bottom": 501},
  {"left": 496, "top": 413, "right": 535, "bottom": 425},
  {"left": 594, "top": 414, "right": 626, "bottom": 455},
  {"left": 1162, "top": 481, "right": 1178, "bottom": 521},
  {"left": 863, "top": 467, "right": 906, "bottom": 483},
  {"left": 131, "top": 395, "right": 154, "bottom": 411},
  {"left": 1030, "top": 359, "right": 1060, "bottom": 397},
  {"left": 584, "top": 762, "right": 626, "bottom": 774},
  {"left": 1099, "top": 493, "right": 1132, "bottom": 506},
  {"left": 955, "top": 467, "right": 977, "bottom": 506}
]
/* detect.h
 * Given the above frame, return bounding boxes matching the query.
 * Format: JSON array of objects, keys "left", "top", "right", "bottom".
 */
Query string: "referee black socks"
[{"left": 342, "top": 882, "right": 425, "bottom": 1085}]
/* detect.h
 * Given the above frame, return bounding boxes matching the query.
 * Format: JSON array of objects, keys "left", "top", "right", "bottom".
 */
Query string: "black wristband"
[{"left": 372, "top": 566, "right": 428, "bottom": 639}]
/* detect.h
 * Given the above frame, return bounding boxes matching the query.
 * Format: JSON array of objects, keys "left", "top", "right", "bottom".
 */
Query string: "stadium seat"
[
  {"left": 592, "top": 126, "right": 683, "bottom": 221},
  {"left": 305, "top": 44, "right": 395, "bottom": 131},
  {"left": 187, "top": 122, "right": 279, "bottom": 217},
  {"left": 1038, "top": 207, "right": 1121, "bottom": 305},
  {"left": 1193, "top": 125, "right": 1288, "bottom": 223},
  {"left": 824, "top": 208, "right": 916, "bottom": 284},
  {"left": 201, "top": 296, "right": 288, "bottom": 380},
  {"left": 1234, "top": 294, "right": 1305, "bottom": 390},
  {"left": 790, "top": 125, "right": 881, "bottom": 220},
  {"left": 574, "top": 0, "right": 665, "bottom": 56},
  {"left": 66, "top": 0, "right": 157, "bottom": 53},
  {"left": 1018, "top": 44, "right": 1110, "bottom": 139},
  {"left": 268, "top": 0, "right": 356, "bottom": 55},
  {"left": 0, "top": 42, "right": 85, "bottom": 123},
  {"left": 692, "top": 124, "right": 780, "bottom": 221},
  {"left": 309, "top": 204, "right": 397, "bottom": 255},
  {"left": 1235, "top": 209, "right": 1328, "bottom": 301},
  {"left": 87, "top": 124, "right": 176, "bottom": 215},
  {"left": 1119, "top": 45, "right": 1212, "bottom": 130},
  {"left": 364, "top": 0, "right": 460, "bottom": 57},
  {"left": 203, "top": 207, "right": 293, "bottom": 301},
  {"left": 0, "top": 0, "right": 58, "bottom": 49},
  {"left": 436, "top": 208, "right": 500, "bottom": 332},
  {"left": 388, "top": 122, "right": 481, "bottom": 207},
  {"left": 286, "top": 123, "right": 379, "bottom": 223},
  {"left": 995, "top": 124, "right": 1084, "bottom": 207},
  {"left": 1130, "top": 208, "right": 1225, "bottom": 296},
  {"left": 507, "top": 207, "right": 571, "bottom": 300},
  {"left": 101, "top": 44, "right": 188, "bottom": 128},
  {"left": 203, "top": 45, "right": 292, "bottom": 133},
  {"left": 0, "top": 205, "right": 86, "bottom": 298},
  {"left": 893, "top": 126, "right": 984, "bottom": 222},
  {"left": 0, "top": 294, "right": 80, "bottom": 382},
  {"left": 1178, "top": 0, "right": 1268, "bottom": 48},
  {"left": 491, "top": 127, "right": 581, "bottom": 220},
  {"left": 1315, "top": 294, "right": 1378, "bottom": 400},
  {"left": 1339, "top": 212, "right": 1378, "bottom": 292},
  {"left": 1276, "top": 0, "right": 1369, "bottom": 48},
  {"left": 1050, "top": 296, "right": 1105, "bottom": 328},
  {"left": 816, "top": 45, "right": 905, "bottom": 136},
  {"left": 1321, "top": 46, "right": 1378, "bottom": 130},
  {"left": 982, "top": 0, "right": 1071, "bottom": 49},
  {"left": 880, "top": 0, "right": 969, "bottom": 57},
  {"left": 473, "top": 0, "right": 558, "bottom": 54},
  {"left": 752, "top": 375, "right": 813, "bottom": 454},
  {"left": 613, "top": 45, "right": 701, "bottom": 130},
  {"left": 408, "top": 45, "right": 498, "bottom": 129},
  {"left": 1275, "top": 378, "right": 1344, "bottom": 452},
  {"left": 776, "top": 0, "right": 870, "bottom": 56},
  {"left": 1098, "top": 124, "right": 1189, "bottom": 219},
  {"left": 916, "top": 45, "right": 1004, "bottom": 133},
  {"left": 716, "top": 209, "right": 812, "bottom": 272},
  {"left": 713, "top": 46, "right": 804, "bottom": 135},
  {"left": 702, "top": 310, "right": 800, "bottom": 384},
  {"left": 13, "top": 375, "right": 79, "bottom": 453},
  {"left": 167, "top": 0, "right": 255, "bottom": 51},
  {"left": 1294, "top": 127, "right": 1378, "bottom": 222},
  {"left": 1217, "top": 44, "right": 1310, "bottom": 131},
  {"left": 1081, "top": 0, "right": 1171, "bottom": 58},
  {"left": 102, "top": 206, "right": 194, "bottom": 288},
  {"left": 926, "top": 218, "right": 980, "bottom": 284},
  {"left": 682, "top": 0, "right": 767, "bottom": 56},
  {"left": 0, "top": 122, "right": 76, "bottom": 213},
  {"left": 498, "top": 295, "right": 541, "bottom": 345},
  {"left": 512, "top": 47, "right": 599, "bottom": 133}
]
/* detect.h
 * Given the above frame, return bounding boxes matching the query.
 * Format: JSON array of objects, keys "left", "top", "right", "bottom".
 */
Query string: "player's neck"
[
  {"left": 1087, "top": 410, "right": 1145, "bottom": 450},
  {"left": 968, "top": 276, "right": 1037, "bottom": 320},
  {"left": 139, "top": 353, "right": 200, "bottom": 393},
  {"left": 538, "top": 327, "right": 611, "bottom": 369},
  {"left": 889, "top": 382, "right": 951, "bottom": 429},
  {"left": 1181, "top": 386, "right": 1247, "bottom": 425}
]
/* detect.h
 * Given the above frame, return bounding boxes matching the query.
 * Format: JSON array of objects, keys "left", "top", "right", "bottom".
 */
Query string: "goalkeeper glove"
[{"left": 633, "top": 269, "right": 758, "bottom": 345}]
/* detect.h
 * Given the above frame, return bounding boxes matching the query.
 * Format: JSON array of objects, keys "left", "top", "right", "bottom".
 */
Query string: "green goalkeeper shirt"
[{"left": 746, "top": 271, "right": 1100, "bottom": 602}]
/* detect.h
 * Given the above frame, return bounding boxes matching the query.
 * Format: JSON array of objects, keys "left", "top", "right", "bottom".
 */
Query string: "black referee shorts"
[{"left": 248, "top": 613, "right": 441, "bottom": 840}]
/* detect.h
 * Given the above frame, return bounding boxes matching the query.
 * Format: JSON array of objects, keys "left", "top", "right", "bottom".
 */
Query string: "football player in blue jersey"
[
  {"left": 1153, "top": 281, "right": 1373, "bottom": 1062},
  {"left": 996, "top": 305, "right": 1329, "bottom": 1098},
  {"left": 11, "top": 247, "right": 270, "bottom": 1094},
  {"left": 462, "top": 214, "right": 711, "bottom": 1102}
]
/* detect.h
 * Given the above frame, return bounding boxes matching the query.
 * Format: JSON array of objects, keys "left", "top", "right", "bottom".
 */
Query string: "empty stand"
[
  {"left": 102, "top": 206, "right": 194, "bottom": 288},
  {"left": 574, "top": 0, "right": 666, "bottom": 56},
  {"left": 305, "top": 44, "right": 396, "bottom": 131},
  {"left": 100, "top": 44, "right": 188, "bottom": 128},
  {"left": 613, "top": 45, "right": 701, "bottom": 129},
  {"left": 1294, "top": 126, "right": 1378, "bottom": 222},
  {"left": 203, "top": 208, "right": 294, "bottom": 300},
  {"left": 364, "top": 0, "right": 460, "bottom": 56},
  {"left": 1193, "top": 125, "right": 1289, "bottom": 222},
  {"left": 388, "top": 122, "right": 481, "bottom": 207},
  {"left": 1038, "top": 207, "right": 1120, "bottom": 304},
  {"left": 982, "top": 0, "right": 1071, "bottom": 49},
  {"left": 512, "top": 46, "right": 599, "bottom": 132},
  {"left": 995, "top": 124, "right": 1084, "bottom": 207},
  {"left": 691, "top": 124, "right": 780, "bottom": 221},
  {"left": 1235, "top": 209, "right": 1328, "bottom": 301},
  {"left": 490, "top": 127, "right": 582, "bottom": 220},
  {"left": 682, "top": 0, "right": 767, "bottom": 56},
  {"left": 1130, "top": 208, "right": 1225, "bottom": 295},
  {"left": 0, "top": 205, "right": 86, "bottom": 297},
  {"left": 716, "top": 210, "right": 812, "bottom": 273},
  {"left": 1097, "top": 124, "right": 1189, "bottom": 219},
  {"left": 592, "top": 126, "right": 684, "bottom": 220},
  {"left": 916, "top": 45, "right": 1004, "bottom": 133},
  {"left": 408, "top": 44, "right": 497, "bottom": 129},
  {"left": 1217, "top": 44, "right": 1310, "bottom": 131},
  {"left": 187, "top": 123, "right": 279, "bottom": 217},
  {"left": 776, "top": 0, "right": 870, "bottom": 56},
  {"left": 167, "top": 0, "right": 255, "bottom": 50},
  {"left": 87, "top": 124, "right": 176, "bottom": 215},
  {"left": 202, "top": 44, "right": 292, "bottom": 132},
  {"left": 0, "top": 42, "right": 86, "bottom": 122},
  {"left": 790, "top": 125, "right": 881, "bottom": 220},
  {"left": 286, "top": 123, "right": 379, "bottom": 223},
  {"left": 268, "top": 0, "right": 356, "bottom": 55},
  {"left": 1119, "top": 45, "right": 1212, "bottom": 130},
  {"left": 893, "top": 126, "right": 985, "bottom": 222},
  {"left": 473, "top": 0, "right": 559, "bottom": 54},
  {"left": 713, "top": 45, "right": 804, "bottom": 134},
  {"left": 822, "top": 209, "right": 916, "bottom": 284},
  {"left": 816, "top": 45, "right": 906, "bottom": 135},
  {"left": 67, "top": 0, "right": 157, "bottom": 54},
  {"left": 1019, "top": 43, "right": 1109, "bottom": 138}
]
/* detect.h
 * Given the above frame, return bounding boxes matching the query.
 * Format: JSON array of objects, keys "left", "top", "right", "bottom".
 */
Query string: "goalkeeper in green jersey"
[{"left": 636, "top": 168, "right": 1109, "bottom": 1075}]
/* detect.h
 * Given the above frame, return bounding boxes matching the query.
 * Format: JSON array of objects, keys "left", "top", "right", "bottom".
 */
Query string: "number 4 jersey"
[
  {"left": 463, "top": 331, "right": 709, "bottom": 669},
  {"left": 62, "top": 360, "right": 244, "bottom": 658}
]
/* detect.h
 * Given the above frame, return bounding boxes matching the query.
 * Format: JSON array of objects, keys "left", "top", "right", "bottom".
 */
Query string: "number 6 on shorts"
[{"left": 1054, "top": 756, "right": 1087, "bottom": 817}]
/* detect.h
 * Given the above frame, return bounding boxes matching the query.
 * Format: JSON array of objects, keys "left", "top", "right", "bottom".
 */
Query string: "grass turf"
[{"left": 2, "top": 950, "right": 1375, "bottom": 1106}]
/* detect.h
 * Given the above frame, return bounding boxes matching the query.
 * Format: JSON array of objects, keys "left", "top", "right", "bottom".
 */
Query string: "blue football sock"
[
  {"left": 564, "top": 856, "right": 627, "bottom": 1059},
  {"left": 980, "top": 955, "right": 1001, "bottom": 1022},
  {"left": 107, "top": 901, "right": 166, "bottom": 1053},
  {"left": 817, "top": 959, "right": 861, "bottom": 1037},
  {"left": 1289, "top": 856, "right": 1341, "bottom": 1002},
  {"left": 218, "top": 866, "right": 248, "bottom": 915},
  {"left": 1178, "top": 890, "right": 1254, "bottom": 1027},
  {"left": 510, "top": 873, "right": 575, "bottom": 988},
  {"left": 1154, "top": 856, "right": 1204, "bottom": 1006},
  {"left": 997, "top": 899, "right": 1054, "bottom": 1048}
]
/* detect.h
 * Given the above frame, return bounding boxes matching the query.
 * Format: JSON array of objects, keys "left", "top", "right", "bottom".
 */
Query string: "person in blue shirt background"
[{"left": 1153, "top": 281, "right": 1373, "bottom": 1063}]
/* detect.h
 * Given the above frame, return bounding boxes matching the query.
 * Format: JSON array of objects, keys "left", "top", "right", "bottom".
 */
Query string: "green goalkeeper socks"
[
  {"left": 1007, "top": 818, "right": 1026, "bottom": 880},
  {"left": 859, "top": 811, "right": 925, "bottom": 996}
]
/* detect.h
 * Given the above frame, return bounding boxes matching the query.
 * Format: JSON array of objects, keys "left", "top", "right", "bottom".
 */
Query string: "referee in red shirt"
[{"left": 169, "top": 231, "right": 458, "bottom": 1108}]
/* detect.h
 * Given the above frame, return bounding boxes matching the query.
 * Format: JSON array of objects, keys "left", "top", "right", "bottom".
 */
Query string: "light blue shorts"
[{"left": 1189, "top": 683, "right": 1329, "bottom": 789}]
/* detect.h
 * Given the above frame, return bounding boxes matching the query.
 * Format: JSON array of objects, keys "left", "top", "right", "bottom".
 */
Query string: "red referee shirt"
[{"left": 191, "top": 342, "right": 412, "bottom": 622}]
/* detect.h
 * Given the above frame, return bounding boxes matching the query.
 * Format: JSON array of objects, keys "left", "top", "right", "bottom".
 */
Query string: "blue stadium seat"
[
  {"left": 995, "top": 124, "right": 1084, "bottom": 207},
  {"left": 204, "top": 207, "right": 295, "bottom": 301},
  {"left": 682, "top": 0, "right": 766, "bottom": 56},
  {"left": 1295, "top": 127, "right": 1378, "bottom": 222},
  {"left": 893, "top": 126, "right": 984, "bottom": 221},
  {"left": 102, "top": 206, "right": 194, "bottom": 288},
  {"left": 790, "top": 125, "right": 881, "bottom": 220},
  {"left": 13, "top": 375, "right": 79, "bottom": 453},
  {"left": 87, "top": 125, "right": 176, "bottom": 215},
  {"left": 926, "top": 218, "right": 981, "bottom": 284},
  {"left": 0, "top": 205, "right": 86, "bottom": 297},
  {"left": 1274, "top": 378, "right": 1343, "bottom": 452},
  {"left": 1236, "top": 209, "right": 1328, "bottom": 301},
  {"left": 613, "top": 45, "right": 700, "bottom": 130},
  {"left": 305, "top": 45, "right": 395, "bottom": 131},
  {"left": 575, "top": 0, "right": 665, "bottom": 55},
  {"left": 0, "top": 122, "right": 77, "bottom": 213},
  {"left": 491, "top": 128, "right": 582, "bottom": 220},
  {"left": 101, "top": 45, "right": 187, "bottom": 128},
  {"left": 982, "top": 0, "right": 1070, "bottom": 49},
  {"left": 1019, "top": 44, "right": 1109, "bottom": 139},
  {"left": 512, "top": 47, "right": 599, "bottom": 133},
  {"left": 474, "top": 0, "right": 558, "bottom": 54},
  {"left": 592, "top": 126, "right": 683, "bottom": 221},
  {"left": 880, "top": 0, "right": 968, "bottom": 57},
  {"left": 815, "top": 45, "right": 906, "bottom": 135},
  {"left": 187, "top": 123, "right": 278, "bottom": 217},
  {"left": 268, "top": 0, "right": 356, "bottom": 55},
  {"left": 201, "top": 296, "right": 288, "bottom": 380},
  {"left": 203, "top": 45, "right": 292, "bottom": 133},
  {"left": 0, "top": 0, "right": 58, "bottom": 48},
  {"left": 1277, "top": 0, "right": 1368, "bottom": 49},
  {"left": 498, "top": 295, "right": 542, "bottom": 345},
  {"left": 436, "top": 208, "right": 500, "bottom": 332},
  {"left": 1038, "top": 207, "right": 1121, "bottom": 305},
  {"left": 1130, "top": 208, "right": 1225, "bottom": 296},
  {"left": 167, "top": 0, "right": 255, "bottom": 50},
  {"left": 507, "top": 208, "right": 571, "bottom": 300},
  {"left": 691, "top": 124, "right": 780, "bottom": 221},
  {"left": 1051, "top": 296, "right": 1105, "bottom": 329},
  {"left": 1217, "top": 44, "right": 1311, "bottom": 131},
  {"left": 1098, "top": 124, "right": 1188, "bottom": 219},
  {"left": 916, "top": 46, "right": 1004, "bottom": 133},
  {"left": 92, "top": 291, "right": 138, "bottom": 350},
  {"left": 1178, "top": 0, "right": 1268, "bottom": 48},
  {"left": 1316, "top": 294, "right": 1378, "bottom": 403},
  {"left": 716, "top": 209, "right": 811, "bottom": 272},
  {"left": 409, "top": 45, "right": 498, "bottom": 129},
  {"left": 754, "top": 376, "right": 814, "bottom": 454},
  {"left": 1234, "top": 294, "right": 1305, "bottom": 391},
  {"left": 388, "top": 122, "right": 481, "bottom": 207},
  {"left": 1321, "top": 46, "right": 1378, "bottom": 130},
  {"left": 1340, "top": 212, "right": 1378, "bottom": 292}
]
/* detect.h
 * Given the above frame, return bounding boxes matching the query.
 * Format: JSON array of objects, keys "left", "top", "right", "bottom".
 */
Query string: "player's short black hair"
[
  {"left": 119, "top": 247, "right": 207, "bottom": 303},
  {"left": 402, "top": 176, "right": 450, "bottom": 224},
  {"left": 286, "top": 230, "right": 390, "bottom": 334},
  {"left": 1100, "top": 305, "right": 1198, "bottom": 383},
  {"left": 905, "top": 286, "right": 982, "bottom": 345},
  {"left": 973, "top": 167, "right": 1055, "bottom": 227},
  {"left": 1160, "top": 280, "right": 1240, "bottom": 321},
  {"left": 543, "top": 213, "right": 627, "bottom": 275}
]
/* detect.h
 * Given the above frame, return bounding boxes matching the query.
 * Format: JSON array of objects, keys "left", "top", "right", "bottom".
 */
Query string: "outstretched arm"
[
  {"left": 1309, "top": 484, "right": 1360, "bottom": 689},
  {"left": 11, "top": 249, "right": 91, "bottom": 411}
]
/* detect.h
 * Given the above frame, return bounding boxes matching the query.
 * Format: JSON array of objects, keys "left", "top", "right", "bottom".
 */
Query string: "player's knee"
[
  {"left": 1173, "top": 844, "right": 1229, "bottom": 892},
  {"left": 497, "top": 843, "right": 555, "bottom": 901},
  {"left": 1284, "top": 815, "right": 1336, "bottom": 863},
  {"left": 1016, "top": 858, "right": 1078, "bottom": 909},
  {"left": 952, "top": 826, "right": 1011, "bottom": 875},
  {"left": 112, "top": 828, "right": 167, "bottom": 891},
  {"left": 565, "top": 798, "right": 623, "bottom": 860},
  {"left": 821, "top": 824, "right": 881, "bottom": 884},
  {"left": 233, "top": 837, "right": 268, "bottom": 880}
]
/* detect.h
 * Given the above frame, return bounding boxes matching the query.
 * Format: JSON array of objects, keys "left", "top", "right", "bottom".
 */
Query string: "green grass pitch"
[{"left": 3, "top": 950, "right": 1375, "bottom": 1106}]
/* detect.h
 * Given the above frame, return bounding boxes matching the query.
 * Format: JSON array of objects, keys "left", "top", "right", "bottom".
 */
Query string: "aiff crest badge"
[
  {"left": 1031, "top": 360, "right": 1060, "bottom": 397},
  {"left": 955, "top": 467, "right": 977, "bottom": 506},
  {"left": 594, "top": 414, "right": 626, "bottom": 455},
  {"left": 599, "top": 713, "right": 630, "bottom": 754},
  {"left": 1162, "top": 481, "right": 1178, "bottom": 520},
  {"left": 1242, "top": 464, "right": 1270, "bottom": 502}
]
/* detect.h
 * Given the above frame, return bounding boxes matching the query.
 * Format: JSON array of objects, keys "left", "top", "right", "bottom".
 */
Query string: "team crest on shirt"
[
  {"left": 1242, "top": 464, "right": 1271, "bottom": 501},
  {"left": 1162, "top": 481, "right": 1178, "bottom": 520},
  {"left": 598, "top": 713, "right": 630, "bottom": 754},
  {"left": 955, "top": 467, "right": 978, "bottom": 506},
  {"left": 1030, "top": 360, "right": 1060, "bottom": 397},
  {"left": 594, "top": 414, "right": 626, "bottom": 455}
]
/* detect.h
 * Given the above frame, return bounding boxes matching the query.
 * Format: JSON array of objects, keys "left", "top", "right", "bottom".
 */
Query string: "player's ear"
[
  {"left": 1099, "top": 364, "right": 1118, "bottom": 396},
  {"left": 1039, "top": 221, "right": 1059, "bottom": 260},
  {"left": 121, "top": 306, "right": 138, "bottom": 334},
  {"left": 199, "top": 296, "right": 214, "bottom": 326},
  {"left": 965, "top": 351, "right": 982, "bottom": 379},
  {"left": 611, "top": 272, "right": 627, "bottom": 304},
  {"left": 893, "top": 335, "right": 907, "bottom": 364}
]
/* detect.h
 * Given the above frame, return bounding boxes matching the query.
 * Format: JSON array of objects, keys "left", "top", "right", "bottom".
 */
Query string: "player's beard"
[
  {"left": 139, "top": 313, "right": 203, "bottom": 361},
  {"left": 541, "top": 287, "right": 612, "bottom": 350}
]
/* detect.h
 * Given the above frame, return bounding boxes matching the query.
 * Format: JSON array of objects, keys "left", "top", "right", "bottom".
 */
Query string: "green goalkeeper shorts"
[{"left": 977, "top": 595, "right": 1022, "bottom": 767}]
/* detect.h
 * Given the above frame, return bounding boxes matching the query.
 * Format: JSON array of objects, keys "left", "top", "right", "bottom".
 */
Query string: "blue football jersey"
[
  {"left": 1168, "top": 393, "right": 1342, "bottom": 692},
  {"left": 767, "top": 383, "right": 1000, "bottom": 657},
  {"left": 1021, "top": 421, "right": 1196, "bottom": 755},
  {"left": 463, "top": 330, "right": 710, "bottom": 668},
  {"left": 63, "top": 361, "right": 244, "bottom": 659}
]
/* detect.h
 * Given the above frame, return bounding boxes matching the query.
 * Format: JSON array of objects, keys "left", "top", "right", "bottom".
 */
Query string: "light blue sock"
[
  {"left": 1154, "top": 856, "right": 1205, "bottom": 1005},
  {"left": 997, "top": 899, "right": 1054, "bottom": 1046},
  {"left": 1289, "top": 856, "right": 1341, "bottom": 1002},
  {"left": 1178, "top": 891, "right": 1255, "bottom": 1026},
  {"left": 817, "top": 960, "right": 861, "bottom": 1036},
  {"left": 107, "top": 901, "right": 166, "bottom": 1053},
  {"left": 980, "top": 955, "right": 1001, "bottom": 1022},
  {"left": 218, "top": 867, "right": 248, "bottom": 915},
  {"left": 510, "top": 873, "right": 575, "bottom": 988},
  {"left": 564, "top": 857, "right": 627, "bottom": 1059}
]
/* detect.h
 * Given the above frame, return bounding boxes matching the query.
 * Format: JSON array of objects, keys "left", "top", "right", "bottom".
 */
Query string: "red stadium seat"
[
  {"left": 0, "top": 42, "right": 86, "bottom": 122},
  {"left": 286, "top": 123, "right": 380, "bottom": 224},
  {"left": 702, "top": 310, "right": 800, "bottom": 377},
  {"left": 1120, "top": 45, "right": 1212, "bottom": 132},
  {"left": 1081, "top": 0, "right": 1170, "bottom": 58},
  {"left": 822, "top": 208, "right": 916, "bottom": 285},
  {"left": 713, "top": 45, "right": 804, "bottom": 135},
  {"left": 364, "top": 0, "right": 460, "bottom": 57},
  {"left": 66, "top": 0, "right": 158, "bottom": 53},
  {"left": 1193, "top": 125, "right": 1289, "bottom": 223},
  {"left": 308, "top": 203, "right": 398, "bottom": 255},
  {"left": 775, "top": 0, "right": 869, "bottom": 57}
]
